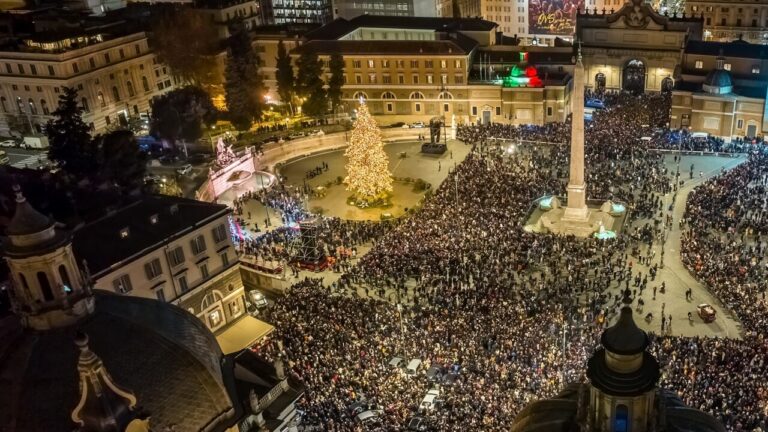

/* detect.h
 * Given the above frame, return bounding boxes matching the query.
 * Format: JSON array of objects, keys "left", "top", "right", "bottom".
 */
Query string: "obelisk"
[{"left": 562, "top": 44, "right": 589, "bottom": 221}]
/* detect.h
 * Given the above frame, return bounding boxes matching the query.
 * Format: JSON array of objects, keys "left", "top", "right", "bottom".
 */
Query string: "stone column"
[{"left": 564, "top": 48, "right": 589, "bottom": 221}]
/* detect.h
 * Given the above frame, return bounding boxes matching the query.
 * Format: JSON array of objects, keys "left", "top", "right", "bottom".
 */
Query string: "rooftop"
[
  {"left": 293, "top": 36, "right": 477, "bottom": 56},
  {"left": 71, "top": 195, "right": 229, "bottom": 277},
  {"left": 305, "top": 15, "right": 497, "bottom": 41},
  {"left": 685, "top": 39, "right": 768, "bottom": 59}
]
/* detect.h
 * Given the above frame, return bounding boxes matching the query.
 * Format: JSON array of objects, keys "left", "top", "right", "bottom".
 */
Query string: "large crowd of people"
[{"left": 243, "top": 91, "right": 766, "bottom": 431}]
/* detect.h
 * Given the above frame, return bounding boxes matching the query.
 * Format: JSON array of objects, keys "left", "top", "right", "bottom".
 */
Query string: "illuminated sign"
[
  {"left": 528, "top": 0, "right": 583, "bottom": 35},
  {"left": 502, "top": 65, "right": 543, "bottom": 88}
]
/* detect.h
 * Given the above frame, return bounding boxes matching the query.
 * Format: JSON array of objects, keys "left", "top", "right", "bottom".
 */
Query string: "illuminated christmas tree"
[{"left": 344, "top": 102, "right": 393, "bottom": 198}]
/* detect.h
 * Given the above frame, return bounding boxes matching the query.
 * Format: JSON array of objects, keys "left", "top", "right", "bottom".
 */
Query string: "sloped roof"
[
  {"left": 685, "top": 39, "right": 768, "bottom": 59},
  {"left": 293, "top": 38, "right": 476, "bottom": 56},
  {"left": 72, "top": 195, "right": 228, "bottom": 277}
]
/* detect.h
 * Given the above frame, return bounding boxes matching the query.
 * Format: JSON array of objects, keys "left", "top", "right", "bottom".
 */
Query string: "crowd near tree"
[{"left": 242, "top": 91, "right": 767, "bottom": 431}]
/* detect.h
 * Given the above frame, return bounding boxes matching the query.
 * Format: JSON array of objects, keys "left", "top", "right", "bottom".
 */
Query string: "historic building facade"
[
  {"left": 294, "top": 16, "right": 574, "bottom": 126},
  {"left": 0, "top": 24, "right": 177, "bottom": 137},
  {"left": 682, "top": 0, "right": 768, "bottom": 44},
  {"left": 576, "top": 0, "right": 703, "bottom": 94}
]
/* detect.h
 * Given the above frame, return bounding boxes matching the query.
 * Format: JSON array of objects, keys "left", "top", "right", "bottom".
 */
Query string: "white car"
[
  {"left": 0, "top": 140, "right": 15, "bottom": 147},
  {"left": 176, "top": 164, "right": 193, "bottom": 175},
  {"left": 250, "top": 291, "right": 268, "bottom": 308},
  {"left": 410, "top": 122, "right": 425, "bottom": 128},
  {"left": 419, "top": 388, "right": 440, "bottom": 413}
]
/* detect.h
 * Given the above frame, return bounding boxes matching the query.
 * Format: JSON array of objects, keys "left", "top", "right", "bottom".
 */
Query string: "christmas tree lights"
[{"left": 344, "top": 102, "right": 393, "bottom": 198}]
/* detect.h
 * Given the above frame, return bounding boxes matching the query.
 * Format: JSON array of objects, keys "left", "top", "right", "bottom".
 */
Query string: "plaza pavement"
[{"left": 240, "top": 143, "right": 749, "bottom": 340}]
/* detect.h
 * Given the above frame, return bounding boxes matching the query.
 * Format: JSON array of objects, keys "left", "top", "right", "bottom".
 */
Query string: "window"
[
  {"left": 97, "top": 92, "right": 105, "bottom": 107},
  {"left": 367, "top": 60, "right": 374, "bottom": 68},
  {"left": 200, "top": 263, "right": 209, "bottom": 279},
  {"left": 427, "top": 75, "right": 433, "bottom": 84},
  {"left": 410, "top": 60, "right": 419, "bottom": 68},
  {"left": 105, "top": 116, "right": 111, "bottom": 126},
  {"left": 221, "top": 251, "right": 229, "bottom": 267},
  {"left": 414, "top": 102, "right": 421, "bottom": 112},
  {"left": 454, "top": 60, "right": 462, "bottom": 68},
  {"left": 752, "top": 66, "right": 761, "bottom": 74},
  {"left": 208, "top": 309, "right": 222, "bottom": 327},
  {"left": 440, "top": 60, "right": 447, "bottom": 68},
  {"left": 213, "top": 224, "right": 228, "bottom": 243},
  {"left": 441, "top": 74, "right": 448, "bottom": 84},
  {"left": 724, "top": 63, "right": 732, "bottom": 71},
  {"left": 381, "top": 60, "right": 389, "bottom": 68},
  {"left": 369, "top": 73, "right": 377, "bottom": 84},
  {"left": 38, "top": 272, "right": 54, "bottom": 301},
  {"left": 412, "top": 75, "right": 419, "bottom": 84},
  {"left": 30, "top": 64, "right": 37, "bottom": 75},
  {"left": 381, "top": 91, "right": 396, "bottom": 99},
  {"left": 455, "top": 75, "right": 464, "bottom": 84},
  {"left": 41, "top": 100, "right": 48, "bottom": 115},
  {"left": 355, "top": 74, "right": 362, "bottom": 84},
  {"left": 691, "top": 5, "right": 698, "bottom": 11},
  {"left": 695, "top": 60, "right": 703, "bottom": 69},
  {"left": 142, "top": 76, "right": 149, "bottom": 92},
  {"left": 382, "top": 75, "right": 392, "bottom": 84},
  {"left": 472, "top": 106, "right": 477, "bottom": 115},
  {"left": 398, "top": 74, "right": 405, "bottom": 84},
  {"left": 72, "top": 63, "right": 79, "bottom": 74},
  {"left": 28, "top": 99, "right": 36, "bottom": 115},
  {"left": 81, "top": 98, "right": 89, "bottom": 112},
  {"left": 135, "top": 43, "right": 141, "bottom": 55},
  {"left": 119, "top": 48, "right": 125, "bottom": 59},
  {"left": 443, "top": 103, "right": 449, "bottom": 112},
  {"left": 89, "top": 57, "right": 96, "bottom": 69},
  {"left": 178, "top": 275, "right": 189, "bottom": 292},
  {"left": 353, "top": 60, "right": 361, "bottom": 68},
  {"left": 0, "top": 97, "right": 6, "bottom": 113},
  {"left": 48, "top": 65, "right": 55, "bottom": 75},
  {"left": 190, "top": 235, "right": 207, "bottom": 255},
  {"left": 396, "top": 60, "right": 404, "bottom": 68},
  {"left": 17, "top": 64, "right": 24, "bottom": 74},
  {"left": 112, "top": 86, "right": 120, "bottom": 102},
  {"left": 425, "top": 60, "right": 434, "bottom": 68},
  {"left": 353, "top": 91, "right": 368, "bottom": 100},
  {"left": 386, "top": 102, "right": 394, "bottom": 113},
  {"left": 169, "top": 246, "right": 185, "bottom": 266},
  {"left": 547, "top": 106, "right": 553, "bottom": 116},
  {"left": 410, "top": 92, "right": 425, "bottom": 99},
  {"left": 144, "top": 258, "right": 163, "bottom": 280},
  {"left": 36, "top": 86, "right": 42, "bottom": 92},
  {"left": 127, "top": 81, "right": 134, "bottom": 97},
  {"left": 58, "top": 265, "right": 72, "bottom": 293},
  {"left": 113, "top": 274, "right": 132, "bottom": 293},
  {"left": 737, "top": 119, "right": 744, "bottom": 129},
  {"left": 156, "top": 288, "right": 166, "bottom": 302},
  {"left": 5, "top": 63, "right": 11, "bottom": 74},
  {"left": 104, "top": 53, "right": 111, "bottom": 63},
  {"left": 496, "top": 106, "right": 501, "bottom": 115}
]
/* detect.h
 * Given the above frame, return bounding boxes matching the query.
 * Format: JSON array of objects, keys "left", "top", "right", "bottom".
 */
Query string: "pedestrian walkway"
[{"left": 12, "top": 154, "right": 41, "bottom": 169}]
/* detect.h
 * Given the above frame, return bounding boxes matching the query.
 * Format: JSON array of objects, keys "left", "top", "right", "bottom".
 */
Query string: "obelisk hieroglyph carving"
[{"left": 563, "top": 44, "right": 589, "bottom": 221}]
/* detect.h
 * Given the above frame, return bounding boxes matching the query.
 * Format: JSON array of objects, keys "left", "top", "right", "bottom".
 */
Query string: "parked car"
[
  {"left": 407, "top": 416, "right": 429, "bottom": 431},
  {"left": 410, "top": 121, "right": 426, "bottom": 128},
  {"left": 143, "top": 174, "right": 163, "bottom": 184},
  {"left": 355, "top": 410, "right": 383, "bottom": 425},
  {"left": 419, "top": 388, "right": 440, "bottom": 413},
  {"left": 388, "top": 356, "right": 405, "bottom": 369},
  {"left": 0, "top": 139, "right": 15, "bottom": 147},
  {"left": 697, "top": 304, "right": 717, "bottom": 323},
  {"left": 249, "top": 291, "right": 268, "bottom": 308},
  {"left": 176, "top": 164, "right": 193, "bottom": 176},
  {"left": 389, "top": 122, "right": 406, "bottom": 128},
  {"left": 0, "top": 150, "right": 9, "bottom": 165},
  {"left": 426, "top": 365, "right": 445, "bottom": 382},
  {"left": 406, "top": 359, "right": 422, "bottom": 376}
]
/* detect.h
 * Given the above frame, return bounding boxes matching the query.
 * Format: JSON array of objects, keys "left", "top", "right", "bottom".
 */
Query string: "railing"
[{"left": 258, "top": 379, "right": 290, "bottom": 411}]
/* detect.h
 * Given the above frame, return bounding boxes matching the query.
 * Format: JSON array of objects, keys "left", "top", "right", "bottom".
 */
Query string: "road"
[{"left": 1, "top": 147, "right": 47, "bottom": 169}]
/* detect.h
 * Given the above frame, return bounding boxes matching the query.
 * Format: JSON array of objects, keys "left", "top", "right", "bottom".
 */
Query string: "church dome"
[
  {"left": 0, "top": 292, "right": 238, "bottom": 432},
  {"left": 3, "top": 187, "right": 69, "bottom": 259},
  {"left": 702, "top": 69, "right": 733, "bottom": 94}
]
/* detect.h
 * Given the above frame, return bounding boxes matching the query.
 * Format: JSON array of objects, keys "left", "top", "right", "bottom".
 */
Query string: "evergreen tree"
[
  {"left": 327, "top": 53, "right": 344, "bottom": 116},
  {"left": 96, "top": 130, "right": 147, "bottom": 191},
  {"left": 224, "top": 23, "right": 265, "bottom": 131},
  {"left": 149, "top": 6, "right": 219, "bottom": 87},
  {"left": 344, "top": 102, "right": 392, "bottom": 197},
  {"left": 45, "top": 87, "right": 99, "bottom": 179},
  {"left": 295, "top": 51, "right": 327, "bottom": 118},
  {"left": 150, "top": 86, "right": 218, "bottom": 148},
  {"left": 275, "top": 40, "right": 295, "bottom": 111}
]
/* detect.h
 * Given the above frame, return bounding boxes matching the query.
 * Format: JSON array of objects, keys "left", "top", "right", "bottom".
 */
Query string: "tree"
[
  {"left": 150, "top": 86, "right": 218, "bottom": 147},
  {"left": 45, "top": 87, "right": 99, "bottom": 179},
  {"left": 224, "top": 23, "right": 265, "bottom": 131},
  {"left": 344, "top": 102, "right": 392, "bottom": 197},
  {"left": 295, "top": 50, "right": 327, "bottom": 118},
  {"left": 95, "top": 130, "right": 147, "bottom": 191},
  {"left": 327, "top": 53, "right": 344, "bottom": 116},
  {"left": 149, "top": 6, "right": 220, "bottom": 87},
  {"left": 275, "top": 40, "right": 295, "bottom": 110}
]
